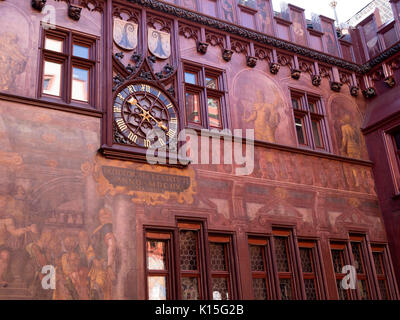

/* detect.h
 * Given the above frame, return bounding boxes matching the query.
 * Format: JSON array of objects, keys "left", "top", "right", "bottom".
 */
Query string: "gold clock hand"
[{"left": 129, "top": 99, "right": 168, "bottom": 132}]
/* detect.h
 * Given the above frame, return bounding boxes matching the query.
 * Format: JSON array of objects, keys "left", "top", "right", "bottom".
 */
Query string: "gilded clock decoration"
[{"left": 113, "top": 83, "right": 179, "bottom": 149}]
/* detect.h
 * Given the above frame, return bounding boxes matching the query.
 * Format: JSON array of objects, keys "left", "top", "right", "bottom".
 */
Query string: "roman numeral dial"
[{"left": 113, "top": 82, "right": 179, "bottom": 149}]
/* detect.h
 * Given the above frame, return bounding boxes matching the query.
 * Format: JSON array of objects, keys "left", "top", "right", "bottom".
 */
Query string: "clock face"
[{"left": 113, "top": 83, "right": 179, "bottom": 149}]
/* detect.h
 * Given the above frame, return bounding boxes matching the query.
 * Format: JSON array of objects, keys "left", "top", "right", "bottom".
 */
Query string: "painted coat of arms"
[
  {"left": 148, "top": 28, "right": 171, "bottom": 59},
  {"left": 113, "top": 18, "right": 138, "bottom": 51}
]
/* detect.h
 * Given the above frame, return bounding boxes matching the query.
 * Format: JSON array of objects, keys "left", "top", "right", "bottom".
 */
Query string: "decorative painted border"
[{"left": 128, "top": 0, "right": 400, "bottom": 74}]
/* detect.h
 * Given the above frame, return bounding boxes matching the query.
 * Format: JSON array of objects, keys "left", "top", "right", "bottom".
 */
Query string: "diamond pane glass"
[
  {"left": 304, "top": 279, "right": 317, "bottom": 300},
  {"left": 212, "top": 277, "right": 230, "bottom": 300},
  {"left": 275, "top": 237, "right": 290, "bottom": 272},
  {"left": 299, "top": 248, "right": 313, "bottom": 273},
  {"left": 351, "top": 243, "right": 365, "bottom": 274},
  {"left": 147, "top": 240, "right": 167, "bottom": 271},
  {"left": 336, "top": 279, "right": 349, "bottom": 300},
  {"left": 209, "top": 242, "right": 227, "bottom": 271},
  {"left": 331, "top": 249, "right": 344, "bottom": 274},
  {"left": 373, "top": 252, "right": 384, "bottom": 275},
  {"left": 181, "top": 277, "right": 200, "bottom": 300},
  {"left": 252, "top": 278, "right": 268, "bottom": 300},
  {"left": 279, "top": 279, "right": 293, "bottom": 300},
  {"left": 378, "top": 280, "right": 388, "bottom": 300},
  {"left": 249, "top": 245, "right": 265, "bottom": 272},
  {"left": 180, "top": 230, "right": 198, "bottom": 271},
  {"left": 357, "top": 279, "right": 369, "bottom": 300}
]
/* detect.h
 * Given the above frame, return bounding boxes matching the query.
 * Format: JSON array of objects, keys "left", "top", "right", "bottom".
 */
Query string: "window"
[
  {"left": 385, "top": 127, "right": 400, "bottom": 194},
  {"left": 330, "top": 243, "right": 352, "bottom": 300},
  {"left": 208, "top": 235, "right": 234, "bottom": 300},
  {"left": 273, "top": 230, "right": 295, "bottom": 300},
  {"left": 291, "top": 92, "right": 329, "bottom": 151},
  {"left": 40, "top": 27, "right": 97, "bottom": 107},
  {"left": 179, "top": 223, "right": 204, "bottom": 300},
  {"left": 350, "top": 236, "right": 371, "bottom": 300},
  {"left": 248, "top": 238, "right": 271, "bottom": 300},
  {"left": 145, "top": 231, "right": 174, "bottom": 300},
  {"left": 183, "top": 63, "right": 227, "bottom": 129},
  {"left": 145, "top": 222, "right": 237, "bottom": 300},
  {"left": 298, "top": 241, "right": 321, "bottom": 300},
  {"left": 371, "top": 246, "right": 390, "bottom": 300}
]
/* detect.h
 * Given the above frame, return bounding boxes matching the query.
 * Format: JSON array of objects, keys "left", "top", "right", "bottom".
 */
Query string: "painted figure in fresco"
[
  {"left": 0, "top": 194, "right": 37, "bottom": 288},
  {"left": 221, "top": 0, "right": 234, "bottom": 22},
  {"left": 257, "top": 0, "right": 270, "bottom": 34},
  {"left": 26, "top": 230, "right": 59, "bottom": 299},
  {"left": 340, "top": 114, "right": 361, "bottom": 159},
  {"left": 244, "top": 91, "right": 280, "bottom": 143},
  {"left": 87, "top": 208, "right": 116, "bottom": 300},
  {"left": 54, "top": 235, "right": 89, "bottom": 300},
  {"left": 0, "top": 33, "right": 27, "bottom": 92}
]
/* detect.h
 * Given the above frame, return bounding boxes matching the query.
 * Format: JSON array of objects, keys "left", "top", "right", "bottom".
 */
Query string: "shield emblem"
[
  {"left": 113, "top": 19, "right": 138, "bottom": 51},
  {"left": 148, "top": 28, "right": 171, "bottom": 59}
]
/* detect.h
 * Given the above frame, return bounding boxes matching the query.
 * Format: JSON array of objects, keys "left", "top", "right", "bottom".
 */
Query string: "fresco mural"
[
  {"left": 291, "top": 10, "right": 307, "bottom": 46},
  {"left": 256, "top": 0, "right": 273, "bottom": 35},
  {"left": 232, "top": 69, "right": 292, "bottom": 145},
  {"left": 221, "top": 0, "right": 235, "bottom": 23}
]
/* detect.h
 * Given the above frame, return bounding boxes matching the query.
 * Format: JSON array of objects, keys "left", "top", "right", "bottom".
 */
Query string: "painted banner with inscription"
[{"left": 91, "top": 156, "right": 196, "bottom": 205}]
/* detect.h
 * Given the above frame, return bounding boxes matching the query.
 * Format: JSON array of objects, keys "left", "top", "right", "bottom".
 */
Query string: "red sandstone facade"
[{"left": 0, "top": 0, "right": 399, "bottom": 300}]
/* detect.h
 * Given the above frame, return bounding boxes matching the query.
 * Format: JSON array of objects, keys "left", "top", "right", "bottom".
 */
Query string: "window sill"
[{"left": 0, "top": 92, "right": 103, "bottom": 118}]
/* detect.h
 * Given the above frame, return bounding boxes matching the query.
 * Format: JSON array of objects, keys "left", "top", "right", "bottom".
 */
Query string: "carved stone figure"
[
  {"left": 31, "top": 0, "right": 47, "bottom": 12},
  {"left": 68, "top": 5, "right": 82, "bottom": 21}
]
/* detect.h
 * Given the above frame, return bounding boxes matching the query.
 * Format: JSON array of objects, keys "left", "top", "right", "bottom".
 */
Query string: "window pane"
[
  {"left": 394, "top": 130, "right": 400, "bottom": 150},
  {"left": 357, "top": 279, "right": 369, "bottom": 300},
  {"left": 209, "top": 243, "right": 227, "bottom": 271},
  {"left": 207, "top": 97, "right": 222, "bottom": 128},
  {"left": 312, "top": 120, "right": 323, "bottom": 148},
  {"left": 252, "top": 278, "right": 268, "bottom": 300},
  {"left": 308, "top": 101, "right": 317, "bottom": 113},
  {"left": 185, "top": 92, "right": 201, "bottom": 124},
  {"left": 179, "top": 230, "right": 198, "bottom": 271},
  {"left": 45, "top": 37, "right": 63, "bottom": 52},
  {"left": 331, "top": 249, "right": 345, "bottom": 273},
  {"left": 378, "top": 279, "right": 389, "bottom": 300},
  {"left": 336, "top": 279, "right": 350, "bottom": 300},
  {"left": 184, "top": 72, "right": 197, "bottom": 84},
  {"left": 279, "top": 279, "right": 293, "bottom": 300},
  {"left": 72, "top": 67, "right": 89, "bottom": 102},
  {"left": 212, "top": 278, "right": 229, "bottom": 300},
  {"left": 43, "top": 61, "right": 62, "bottom": 96},
  {"left": 304, "top": 279, "right": 317, "bottom": 300},
  {"left": 181, "top": 277, "right": 200, "bottom": 300},
  {"left": 249, "top": 245, "right": 265, "bottom": 272},
  {"left": 73, "top": 44, "right": 90, "bottom": 59},
  {"left": 295, "top": 117, "right": 306, "bottom": 145},
  {"left": 373, "top": 252, "right": 384, "bottom": 275},
  {"left": 299, "top": 248, "right": 313, "bottom": 273},
  {"left": 351, "top": 242, "right": 365, "bottom": 274},
  {"left": 206, "top": 76, "right": 218, "bottom": 89},
  {"left": 147, "top": 240, "right": 167, "bottom": 271},
  {"left": 291, "top": 98, "right": 300, "bottom": 109},
  {"left": 275, "top": 237, "right": 290, "bottom": 272},
  {"left": 148, "top": 276, "right": 167, "bottom": 300}
]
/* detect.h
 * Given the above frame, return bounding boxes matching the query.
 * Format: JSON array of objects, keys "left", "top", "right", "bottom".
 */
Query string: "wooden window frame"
[
  {"left": 298, "top": 240, "right": 323, "bottom": 300},
  {"left": 183, "top": 61, "right": 228, "bottom": 130},
  {"left": 272, "top": 229, "right": 297, "bottom": 300},
  {"left": 290, "top": 90, "right": 330, "bottom": 152},
  {"left": 330, "top": 242, "right": 355, "bottom": 300},
  {"left": 208, "top": 234, "right": 236, "bottom": 300},
  {"left": 38, "top": 25, "right": 98, "bottom": 109},
  {"left": 144, "top": 229, "right": 175, "bottom": 300},
  {"left": 248, "top": 237, "right": 273, "bottom": 300},
  {"left": 371, "top": 245, "right": 391, "bottom": 300}
]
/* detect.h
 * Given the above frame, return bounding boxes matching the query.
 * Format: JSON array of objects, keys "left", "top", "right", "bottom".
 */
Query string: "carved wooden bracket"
[
  {"left": 269, "top": 62, "right": 280, "bottom": 75},
  {"left": 291, "top": 69, "right": 301, "bottom": 80},
  {"left": 32, "top": 0, "right": 47, "bottom": 11},
  {"left": 312, "top": 74, "right": 321, "bottom": 86},
  {"left": 222, "top": 49, "right": 233, "bottom": 62},
  {"left": 197, "top": 41, "right": 209, "bottom": 54},
  {"left": 362, "top": 87, "right": 377, "bottom": 99},
  {"left": 330, "top": 81, "right": 342, "bottom": 92},
  {"left": 246, "top": 56, "right": 257, "bottom": 68},
  {"left": 350, "top": 86, "right": 359, "bottom": 97}
]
